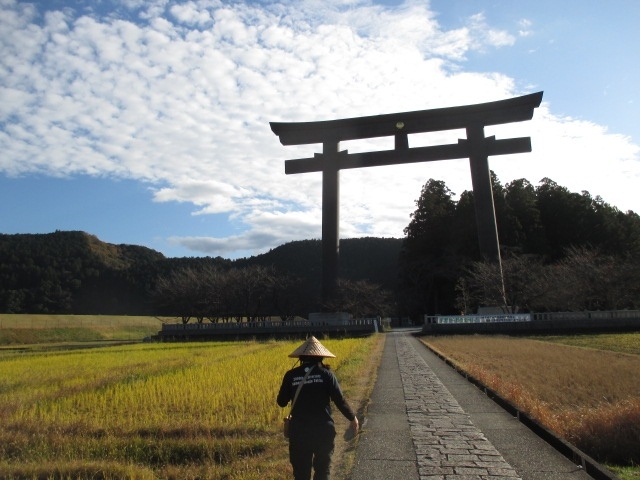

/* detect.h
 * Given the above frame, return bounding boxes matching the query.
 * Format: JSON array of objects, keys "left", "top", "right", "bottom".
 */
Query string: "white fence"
[
  {"left": 422, "top": 309, "right": 640, "bottom": 333},
  {"left": 428, "top": 314, "right": 531, "bottom": 324}
]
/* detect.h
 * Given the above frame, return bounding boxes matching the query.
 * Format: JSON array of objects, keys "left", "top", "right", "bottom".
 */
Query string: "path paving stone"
[{"left": 396, "top": 335, "right": 522, "bottom": 480}]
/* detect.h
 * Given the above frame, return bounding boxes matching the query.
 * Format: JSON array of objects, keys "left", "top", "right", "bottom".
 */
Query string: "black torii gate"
[{"left": 270, "top": 91, "right": 543, "bottom": 304}]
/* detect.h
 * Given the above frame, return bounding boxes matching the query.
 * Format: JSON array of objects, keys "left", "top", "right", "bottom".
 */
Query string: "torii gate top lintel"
[{"left": 270, "top": 91, "right": 543, "bottom": 146}]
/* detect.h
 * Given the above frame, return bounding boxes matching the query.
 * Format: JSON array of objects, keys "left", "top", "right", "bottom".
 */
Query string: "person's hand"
[
  {"left": 350, "top": 417, "right": 360, "bottom": 435},
  {"left": 343, "top": 416, "right": 360, "bottom": 441}
]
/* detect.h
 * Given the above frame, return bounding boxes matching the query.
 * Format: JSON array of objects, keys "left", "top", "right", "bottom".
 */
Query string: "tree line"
[
  {"left": 1, "top": 174, "right": 639, "bottom": 320},
  {"left": 401, "top": 175, "right": 640, "bottom": 316}
]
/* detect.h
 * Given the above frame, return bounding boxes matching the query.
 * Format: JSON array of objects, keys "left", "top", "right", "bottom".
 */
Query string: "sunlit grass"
[
  {"left": 0, "top": 314, "right": 168, "bottom": 345},
  {"left": 0, "top": 335, "right": 381, "bottom": 479},
  {"left": 0, "top": 314, "right": 169, "bottom": 329},
  {"left": 529, "top": 331, "right": 640, "bottom": 355}
]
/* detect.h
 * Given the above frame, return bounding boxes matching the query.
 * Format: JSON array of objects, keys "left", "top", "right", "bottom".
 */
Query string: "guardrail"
[
  {"left": 158, "top": 317, "right": 380, "bottom": 340},
  {"left": 422, "top": 310, "right": 640, "bottom": 334},
  {"left": 162, "top": 317, "right": 377, "bottom": 330},
  {"left": 427, "top": 313, "right": 532, "bottom": 324}
]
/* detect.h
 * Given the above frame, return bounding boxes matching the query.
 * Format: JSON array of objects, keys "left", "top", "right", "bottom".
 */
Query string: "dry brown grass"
[{"left": 421, "top": 334, "right": 640, "bottom": 465}]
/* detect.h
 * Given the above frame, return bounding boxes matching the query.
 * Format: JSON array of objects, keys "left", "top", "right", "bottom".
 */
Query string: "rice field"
[
  {"left": 0, "top": 335, "right": 382, "bottom": 479},
  {"left": 420, "top": 333, "right": 640, "bottom": 474}
]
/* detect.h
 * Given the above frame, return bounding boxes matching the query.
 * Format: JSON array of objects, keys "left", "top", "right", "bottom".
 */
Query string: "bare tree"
[
  {"left": 459, "top": 247, "right": 640, "bottom": 313},
  {"left": 153, "top": 265, "right": 225, "bottom": 323},
  {"left": 153, "top": 267, "right": 202, "bottom": 323},
  {"left": 219, "top": 265, "right": 276, "bottom": 321},
  {"left": 550, "top": 246, "right": 640, "bottom": 310},
  {"left": 460, "top": 254, "right": 554, "bottom": 312},
  {"left": 323, "top": 279, "right": 392, "bottom": 318}
]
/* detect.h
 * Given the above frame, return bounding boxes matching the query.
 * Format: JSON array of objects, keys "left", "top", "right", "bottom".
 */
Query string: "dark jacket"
[{"left": 277, "top": 361, "right": 355, "bottom": 426}]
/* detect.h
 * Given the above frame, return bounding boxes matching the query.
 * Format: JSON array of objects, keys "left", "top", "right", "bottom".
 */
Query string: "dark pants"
[{"left": 289, "top": 422, "right": 336, "bottom": 480}]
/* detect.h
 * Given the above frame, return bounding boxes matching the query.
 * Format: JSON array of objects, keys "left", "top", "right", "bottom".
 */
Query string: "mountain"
[
  {"left": 0, "top": 231, "right": 165, "bottom": 314},
  {"left": 0, "top": 231, "right": 402, "bottom": 315}
]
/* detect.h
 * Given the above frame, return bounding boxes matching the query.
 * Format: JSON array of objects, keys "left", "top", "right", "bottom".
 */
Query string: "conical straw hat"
[{"left": 288, "top": 336, "right": 336, "bottom": 358}]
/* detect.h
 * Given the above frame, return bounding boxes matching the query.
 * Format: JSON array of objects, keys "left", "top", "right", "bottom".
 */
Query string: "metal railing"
[
  {"left": 162, "top": 317, "right": 378, "bottom": 331},
  {"left": 424, "top": 310, "right": 640, "bottom": 325}
]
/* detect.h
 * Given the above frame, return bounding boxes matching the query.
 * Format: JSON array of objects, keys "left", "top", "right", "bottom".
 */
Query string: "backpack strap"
[{"left": 289, "top": 364, "right": 315, "bottom": 416}]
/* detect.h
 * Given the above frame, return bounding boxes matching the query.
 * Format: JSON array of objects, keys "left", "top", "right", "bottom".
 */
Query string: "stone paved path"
[
  {"left": 397, "top": 335, "right": 521, "bottom": 479},
  {"left": 352, "top": 330, "right": 594, "bottom": 480}
]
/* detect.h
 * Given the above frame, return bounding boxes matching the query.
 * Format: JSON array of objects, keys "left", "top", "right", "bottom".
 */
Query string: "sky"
[{"left": 1, "top": 0, "right": 639, "bottom": 259}]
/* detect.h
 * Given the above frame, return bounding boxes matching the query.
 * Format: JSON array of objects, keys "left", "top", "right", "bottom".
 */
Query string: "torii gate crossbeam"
[{"left": 270, "top": 92, "right": 543, "bottom": 305}]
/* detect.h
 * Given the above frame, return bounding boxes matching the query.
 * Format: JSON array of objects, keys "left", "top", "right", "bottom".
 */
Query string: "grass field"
[
  {"left": 529, "top": 332, "right": 640, "bottom": 355},
  {"left": 0, "top": 315, "right": 170, "bottom": 345},
  {"left": 421, "top": 333, "right": 640, "bottom": 480},
  {"left": 0, "top": 314, "right": 168, "bottom": 328},
  {"left": 0, "top": 332, "right": 383, "bottom": 479}
]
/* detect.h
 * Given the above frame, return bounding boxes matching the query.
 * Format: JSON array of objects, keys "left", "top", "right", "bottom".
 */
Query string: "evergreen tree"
[{"left": 401, "top": 179, "right": 460, "bottom": 315}]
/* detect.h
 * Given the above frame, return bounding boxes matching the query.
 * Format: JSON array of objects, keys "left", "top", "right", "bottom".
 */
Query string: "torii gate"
[{"left": 270, "top": 91, "right": 543, "bottom": 304}]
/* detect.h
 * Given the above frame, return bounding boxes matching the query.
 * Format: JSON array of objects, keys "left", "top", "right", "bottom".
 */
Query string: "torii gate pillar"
[
  {"left": 271, "top": 92, "right": 543, "bottom": 305},
  {"left": 322, "top": 140, "right": 340, "bottom": 301},
  {"left": 467, "top": 124, "right": 501, "bottom": 263}
]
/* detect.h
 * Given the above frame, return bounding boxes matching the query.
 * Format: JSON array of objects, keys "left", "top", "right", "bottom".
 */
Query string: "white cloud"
[
  {"left": 486, "top": 104, "right": 640, "bottom": 212},
  {"left": 170, "top": 2, "right": 212, "bottom": 27},
  {"left": 466, "top": 12, "right": 515, "bottom": 50},
  {"left": 518, "top": 18, "right": 533, "bottom": 37},
  {"left": 152, "top": 179, "right": 250, "bottom": 214},
  {"left": 1, "top": 0, "right": 638, "bottom": 257}
]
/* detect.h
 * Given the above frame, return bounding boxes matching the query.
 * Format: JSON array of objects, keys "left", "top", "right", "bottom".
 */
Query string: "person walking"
[{"left": 277, "top": 336, "right": 359, "bottom": 480}]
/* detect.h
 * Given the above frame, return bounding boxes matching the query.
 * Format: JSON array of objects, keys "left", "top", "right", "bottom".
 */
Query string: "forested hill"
[
  {"left": 242, "top": 237, "right": 402, "bottom": 291},
  {"left": 0, "top": 231, "right": 402, "bottom": 315},
  {"left": 0, "top": 231, "right": 167, "bottom": 314}
]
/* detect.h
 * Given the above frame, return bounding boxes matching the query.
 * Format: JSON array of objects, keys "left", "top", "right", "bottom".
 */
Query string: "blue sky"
[{"left": 1, "top": 0, "right": 639, "bottom": 259}]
